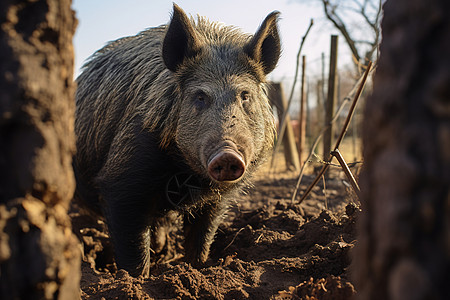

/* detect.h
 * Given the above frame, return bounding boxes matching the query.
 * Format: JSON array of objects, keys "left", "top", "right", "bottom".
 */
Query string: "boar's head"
[{"left": 162, "top": 4, "right": 280, "bottom": 185}]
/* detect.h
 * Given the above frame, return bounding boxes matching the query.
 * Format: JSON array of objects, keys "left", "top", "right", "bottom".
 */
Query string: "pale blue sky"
[{"left": 72, "top": 0, "right": 350, "bottom": 81}]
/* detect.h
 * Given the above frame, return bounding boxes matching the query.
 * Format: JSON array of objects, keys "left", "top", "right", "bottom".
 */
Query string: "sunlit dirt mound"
[{"left": 70, "top": 169, "right": 359, "bottom": 299}]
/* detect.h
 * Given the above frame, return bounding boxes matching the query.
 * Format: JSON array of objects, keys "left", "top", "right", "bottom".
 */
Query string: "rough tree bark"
[
  {"left": 0, "top": 0, "right": 80, "bottom": 299},
  {"left": 354, "top": 0, "right": 450, "bottom": 299}
]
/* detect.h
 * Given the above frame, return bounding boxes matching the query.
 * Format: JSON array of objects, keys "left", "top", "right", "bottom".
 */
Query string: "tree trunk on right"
[{"left": 353, "top": 0, "right": 450, "bottom": 299}]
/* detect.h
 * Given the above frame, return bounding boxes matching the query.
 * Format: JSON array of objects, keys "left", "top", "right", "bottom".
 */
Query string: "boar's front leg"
[
  {"left": 183, "top": 199, "right": 229, "bottom": 266},
  {"left": 103, "top": 196, "right": 152, "bottom": 277},
  {"left": 96, "top": 128, "right": 159, "bottom": 277}
]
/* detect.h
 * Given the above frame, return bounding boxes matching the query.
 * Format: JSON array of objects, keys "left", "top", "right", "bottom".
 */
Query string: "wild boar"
[{"left": 73, "top": 4, "right": 280, "bottom": 277}]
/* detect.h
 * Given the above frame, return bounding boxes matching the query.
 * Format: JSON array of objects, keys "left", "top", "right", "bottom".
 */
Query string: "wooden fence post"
[
  {"left": 323, "top": 35, "right": 339, "bottom": 163},
  {"left": 298, "top": 55, "right": 307, "bottom": 168},
  {"left": 268, "top": 83, "right": 300, "bottom": 171}
]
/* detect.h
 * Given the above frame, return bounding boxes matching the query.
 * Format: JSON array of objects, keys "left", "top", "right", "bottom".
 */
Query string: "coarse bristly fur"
[{"left": 73, "top": 3, "right": 281, "bottom": 277}]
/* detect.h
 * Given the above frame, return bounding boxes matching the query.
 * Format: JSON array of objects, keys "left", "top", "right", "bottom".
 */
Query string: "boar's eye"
[
  {"left": 240, "top": 91, "right": 251, "bottom": 102},
  {"left": 193, "top": 91, "right": 209, "bottom": 110}
]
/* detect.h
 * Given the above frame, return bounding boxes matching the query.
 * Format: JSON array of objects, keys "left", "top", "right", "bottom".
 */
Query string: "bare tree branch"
[
  {"left": 319, "top": 0, "right": 383, "bottom": 68},
  {"left": 322, "top": 0, "right": 362, "bottom": 63}
]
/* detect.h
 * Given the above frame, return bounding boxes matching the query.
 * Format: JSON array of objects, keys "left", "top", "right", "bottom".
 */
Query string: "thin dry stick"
[
  {"left": 223, "top": 227, "right": 245, "bottom": 251},
  {"left": 289, "top": 95, "right": 351, "bottom": 203},
  {"left": 270, "top": 19, "right": 314, "bottom": 169},
  {"left": 331, "top": 149, "right": 360, "bottom": 195},
  {"left": 334, "top": 61, "right": 373, "bottom": 150},
  {"left": 322, "top": 174, "right": 328, "bottom": 210},
  {"left": 289, "top": 65, "right": 370, "bottom": 203},
  {"left": 293, "top": 61, "right": 373, "bottom": 204}
]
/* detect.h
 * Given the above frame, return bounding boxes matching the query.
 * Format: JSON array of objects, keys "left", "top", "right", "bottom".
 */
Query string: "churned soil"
[{"left": 70, "top": 167, "right": 360, "bottom": 299}]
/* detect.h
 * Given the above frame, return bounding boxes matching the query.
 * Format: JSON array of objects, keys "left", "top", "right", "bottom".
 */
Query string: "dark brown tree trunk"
[
  {"left": 354, "top": 0, "right": 450, "bottom": 299},
  {"left": 0, "top": 0, "right": 80, "bottom": 299}
]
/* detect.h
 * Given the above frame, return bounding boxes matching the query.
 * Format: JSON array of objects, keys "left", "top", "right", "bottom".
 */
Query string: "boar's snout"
[{"left": 207, "top": 149, "right": 245, "bottom": 182}]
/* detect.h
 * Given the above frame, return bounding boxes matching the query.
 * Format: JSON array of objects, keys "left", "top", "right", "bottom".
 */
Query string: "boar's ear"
[
  {"left": 163, "top": 4, "right": 201, "bottom": 72},
  {"left": 244, "top": 12, "right": 281, "bottom": 75}
]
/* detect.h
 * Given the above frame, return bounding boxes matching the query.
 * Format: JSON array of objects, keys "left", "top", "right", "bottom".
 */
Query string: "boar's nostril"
[{"left": 207, "top": 151, "right": 245, "bottom": 182}]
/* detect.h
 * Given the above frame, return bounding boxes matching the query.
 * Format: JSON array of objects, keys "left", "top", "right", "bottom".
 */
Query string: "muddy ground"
[{"left": 70, "top": 165, "right": 360, "bottom": 299}]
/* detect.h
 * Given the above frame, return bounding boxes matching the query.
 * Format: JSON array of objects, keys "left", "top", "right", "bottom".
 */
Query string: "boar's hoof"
[{"left": 208, "top": 150, "right": 245, "bottom": 182}]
